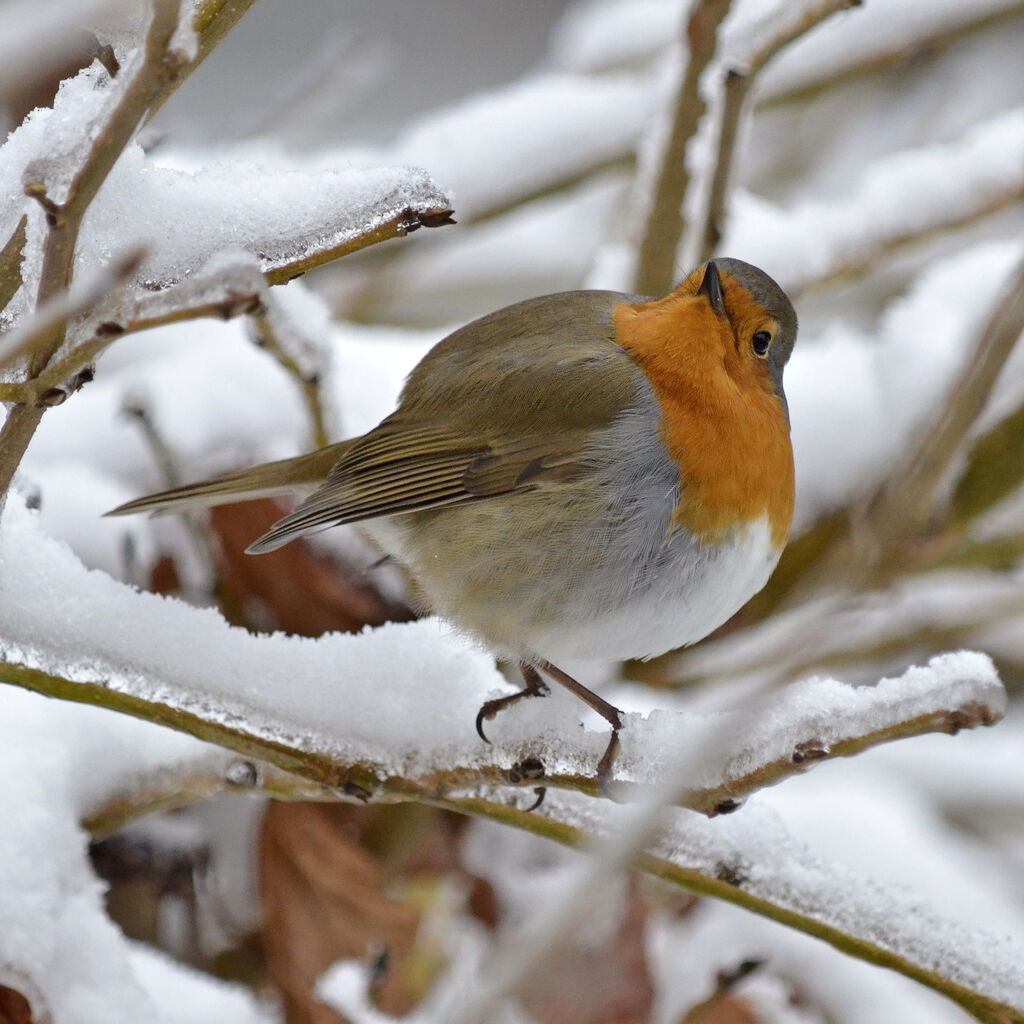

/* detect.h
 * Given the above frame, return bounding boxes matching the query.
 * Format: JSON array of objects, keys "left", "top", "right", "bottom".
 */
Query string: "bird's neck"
[{"left": 612, "top": 296, "right": 794, "bottom": 549}]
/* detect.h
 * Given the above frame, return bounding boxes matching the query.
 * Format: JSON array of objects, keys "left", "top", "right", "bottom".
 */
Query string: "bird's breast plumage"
[{"left": 612, "top": 288, "right": 795, "bottom": 550}]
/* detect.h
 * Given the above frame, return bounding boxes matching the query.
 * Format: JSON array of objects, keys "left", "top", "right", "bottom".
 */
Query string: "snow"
[
  {"left": 0, "top": 485, "right": 1014, "bottom": 1016},
  {"left": 787, "top": 240, "right": 1024, "bottom": 525},
  {"left": 0, "top": 686, "right": 250, "bottom": 1024},
  {"left": 526, "top": 786, "right": 1024, "bottom": 1010},
  {"left": 725, "top": 110, "right": 1024, "bottom": 292},
  {"left": 0, "top": 493, "right": 1004, "bottom": 794}
]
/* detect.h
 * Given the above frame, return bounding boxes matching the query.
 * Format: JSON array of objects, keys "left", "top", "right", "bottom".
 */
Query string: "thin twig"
[
  {"left": 0, "top": 0, "right": 184, "bottom": 502},
  {"left": 797, "top": 184, "right": 1024, "bottom": 297},
  {"left": 861, "top": 256, "right": 1024, "bottom": 582},
  {"left": 0, "top": 652, "right": 1002, "bottom": 816},
  {"left": 695, "top": 0, "right": 861, "bottom": 263},
  {"left": 262, "top": 205, "right": 454, "bottom": 285},
  {"left": 0, "top": 214, "right": 27, "bottom": 316},
  {"left": 0, "top": 247, "right": 144, "bottom": 381},
  {"left": 248, "top": 305, "right": 331, "bottom": 450},
  {"left": 952, "top": 398, "right": 1024, "bottom": 528},
  {"left": 144, "top": 0, "right": 261, "bottom": 124},
  {"left": 633, "top": 0, "right": 733, "bottom": 296}
]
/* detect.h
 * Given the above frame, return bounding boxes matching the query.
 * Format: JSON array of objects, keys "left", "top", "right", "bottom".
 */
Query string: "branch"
[
  {"left": 694, "top": 0, "right": 861, "bottom": 263},
  {"left": 0, "top": 0, "right": 184, "bottom": 501},
  {"left": 0, "top": 646, "right": 1004, "bottom": 814},
  {"left": 0, "top": 248, "right": 144, "bottom": 385},
  {"left": 0, "top": 215, "right": 27, "bottom": 315},
  {"left": 248, "top": 302, "right": 331, "bottom": 450},
  {"left": 632, "top": 0, "right": 733, "bottom": 296},
  {"left": 144, "top": 0, "right": 260, "bottom": 123},
  {"left": 861, "top": 255, "right": 1024, "bottom": 582},
  {"left": 261, "top": 205, "right": 455, "bottom": 286},
  {"left": 952, "top": 399, "right": 1024, "bottom": 527}
]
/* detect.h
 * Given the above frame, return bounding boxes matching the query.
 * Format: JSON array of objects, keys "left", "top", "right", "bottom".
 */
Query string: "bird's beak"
[{"left": 698, "top": 260, "right": 726, "bottom": 317}]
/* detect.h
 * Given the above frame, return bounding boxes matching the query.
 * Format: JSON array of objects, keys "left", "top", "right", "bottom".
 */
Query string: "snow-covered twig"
[
  {"left": 0, "top": 247, "right": 145, "bottom": 387},
  {"left": 0, "top": 214, "right": 27, "bottom": 314},
  {"left": 56, "top": 648, "right": 1004, "bottom": 830},
  {"left": 248, "top": 297, "right": 333, "bottom": 449},
  {"left": 633, "top": 0, "right": 734, "bottom": 296},
  {"left": 143, "top": 0, "right": 260, "bottom": 124},
  {"left": 0, "top": 0, "right": 185, "bottom": 499},
  {"left": 694, "top": 0, "right": 861, "bottom": 263},
  {"left": 864, "top": 255, "right": 1024, "bottom": 575}
]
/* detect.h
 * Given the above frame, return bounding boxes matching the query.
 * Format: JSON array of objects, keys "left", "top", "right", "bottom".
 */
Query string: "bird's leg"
[
  {"left": 474, "top": 661, "right": 625, "bottom": 800},
  {"left": 536, "top": 659, "right": 623, "bottom": 799},
  {"left": 475, "top": 662, "right": 550, "bottom": 742}
]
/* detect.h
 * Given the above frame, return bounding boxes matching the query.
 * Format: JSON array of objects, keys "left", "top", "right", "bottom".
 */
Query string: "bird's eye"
[{"left": 752, "top": 330, "right": 772, "bottom": 357}]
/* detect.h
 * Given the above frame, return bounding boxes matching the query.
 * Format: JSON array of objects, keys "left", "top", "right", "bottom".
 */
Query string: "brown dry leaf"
[
  {"left": 676, "top": 960, "right": 767, "bottom": 1024},
  {"left": 520, "top": 881, "right": 654, "bottom": 1024},
  {"left": 0, "top": 985, "right": 38, "bottom": 1024},
  {"left": 260, "top": 802, "right": 491, "bottom": 1024},
  {"left": 677, "top": 994, "right": 763, "bottom": 1024},
  {"left": 207, "top": 499, "right": 414, "bottom": 636}
]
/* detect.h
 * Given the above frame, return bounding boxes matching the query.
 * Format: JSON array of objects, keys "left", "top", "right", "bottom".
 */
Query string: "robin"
[{"left": 110, "top": 258, "right": 798, "bottom": 796}]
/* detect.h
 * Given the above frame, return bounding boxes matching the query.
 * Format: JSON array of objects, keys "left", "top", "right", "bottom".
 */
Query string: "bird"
[{"left": 109, "top": 258, "right": 798, "bottom": 798}]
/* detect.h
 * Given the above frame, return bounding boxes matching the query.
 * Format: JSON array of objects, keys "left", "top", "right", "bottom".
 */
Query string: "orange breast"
[{"left": 613, "top": 285, "right": 794, "bottom": 549}]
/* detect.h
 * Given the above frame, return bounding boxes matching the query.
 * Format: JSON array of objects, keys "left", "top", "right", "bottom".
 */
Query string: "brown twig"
[
  {"left": 248, "top": 304, "right": 331, "bottom": 450},
  {"left": 0, "top": 652, "right": 1003, "bottom": 816},
  {"left": 262, "top": 205, "right": 454, "bottom": 285},
  {"left": 0, "top": 247, "right": 144, "bottom": 386},
  {"left": 860, "top": 256, "right": 1024, "bottom": 582},
  {"left": 0, "top": 215, "right": 28, "bottom": 316},
  {"left": 144, "top": 0, "right": 261, "bottom": 124},
  {"left": 14, "top": 648, "right": 1009, "bottom": 1022},
  {"left": 695, "top": 0, "right": 862, "bottom": 263},
  {"left": 633, "top": 0, "right": 733, "bottom": 296},
  {"left": 0, "top": 0, "right": 184, "bottom": 501}
]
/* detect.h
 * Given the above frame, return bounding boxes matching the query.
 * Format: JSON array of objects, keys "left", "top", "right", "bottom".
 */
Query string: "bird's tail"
[{"left": 106, "top": 440, "right": 355, "bottom": 518}]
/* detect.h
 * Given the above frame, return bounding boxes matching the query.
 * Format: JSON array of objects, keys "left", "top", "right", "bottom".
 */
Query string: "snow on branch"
[
  {"left": 726, "top": 108, "right": 1024, "bottom": 294},
  {"left": 0, "top": 497, "right": 1005, "bottom": 809},
  {"left": 693, "top": 0, "right": 861, "bottom": 262},
  {"left": 0, "top": 492, "right": 1014, "bottom": 1017}
]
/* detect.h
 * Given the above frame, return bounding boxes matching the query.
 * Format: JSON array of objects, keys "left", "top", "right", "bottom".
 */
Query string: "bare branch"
[
  {"left": 695, "top": 0, "right": 862, "bottom": 263},
  {"left": 861, "top": 256, "right": 1024, "bottom": 581},
  {"left": 0, "top": 0, "right": 184, "bottom": 501},
  {"left": 0, "top": 248, "right": 144, "bottom": 382},
  {"left": 632, "top": 0, "right": 733, "bottom": 296},
  {"left": 248, "top": 303, "right": 332, "bottom": 450},
  {"left": 0, "top": 215, "right": 27, "bottom": 315}
]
